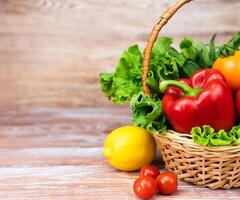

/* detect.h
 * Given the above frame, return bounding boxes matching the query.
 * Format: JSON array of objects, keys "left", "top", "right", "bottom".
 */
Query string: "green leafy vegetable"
[
  {"left": 152, "top": 37, "right": 172, "bottom": 55},
  {"left": 99, "top": 36, "right": 216, "bottom": 104},
  {"left": 180, "top": 37, "right": 216, "bottom": 69},
  {"left": 99, "top": 33, "right": 239, "bottom": 137},
  {"left": 130, "top": 92, "right": 166, "bottom": 134},
  {"left": 148, "top": 37, "right": 183, "bottom": 87},
  {"left": 180, "top": 61, "right": 201, "bottom": 78},
  {"left": 99, "top": 73, "right": 115, "bottom": 99},
  {"left": 191, "top": 125, "right": 240, "bottom": 147},
  {"left": 217, "top": 32, "right": 240, "bottom": 57},
  {"left": 209, "top": 34, "right": 218, "bottom": 62},
  {"left": 99, "top": 45, "right": 143, "bottom": 104}
]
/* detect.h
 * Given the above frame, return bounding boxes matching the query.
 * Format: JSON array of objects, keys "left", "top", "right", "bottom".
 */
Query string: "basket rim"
[{"left": 154, "top": 130, "right": 240, "bottom": 151}]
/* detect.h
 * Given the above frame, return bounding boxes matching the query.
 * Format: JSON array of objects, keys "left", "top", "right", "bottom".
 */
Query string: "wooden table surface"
[{"left": 0, "top": 107, "right": 238, "bottom": 199}]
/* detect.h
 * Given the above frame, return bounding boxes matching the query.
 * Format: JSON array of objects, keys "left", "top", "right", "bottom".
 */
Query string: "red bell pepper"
[
  {"left": 160, "top": 69, "right": 235, "bottom": 133},
  {"left": 236, "top": 90, "right": 240, "bottom": 120}
]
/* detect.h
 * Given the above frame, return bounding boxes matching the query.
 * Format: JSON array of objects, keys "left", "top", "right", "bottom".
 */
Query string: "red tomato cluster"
[{"left": 133, "top": 165, "right": 178, "bottom": 199}]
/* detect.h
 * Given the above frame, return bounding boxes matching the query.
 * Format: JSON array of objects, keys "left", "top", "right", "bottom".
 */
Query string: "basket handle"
[{"left": 142, "top": 0, "right": 193, "bottom": 97}]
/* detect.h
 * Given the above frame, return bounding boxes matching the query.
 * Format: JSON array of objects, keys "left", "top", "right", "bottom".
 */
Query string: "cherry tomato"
[
  {"left": 140, "top": 165, "right": 160, "bottom": 179},
  {"left": 212, "top": 50, "right": 240, "bottom": 92},
  {"left": 236, "top": 90, "right": 240, "bottom": 119},
  {"left": 156, "top": 171, "right": 178, "bottom": 195},
  {"left": 133, "top": 176, "right": 158, "bottom": 199}
]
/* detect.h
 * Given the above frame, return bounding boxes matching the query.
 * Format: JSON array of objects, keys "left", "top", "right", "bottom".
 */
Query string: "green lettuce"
[
  {"left": 99, "top": 34, "right": 239, "bottom": 136},
  {"left": 217, "top": 32, "right": 240, "bottom": 57},
  {"left": 148, "top": 37, "right": 184, "bottom": 91},
  {"left": 130, "top": 92, "right": 166, "bottom": 134},
  {"left": 99, "top": 36, "right": 218, "bottom": 105},
  {"left": 178, "top": 35, "right": 222, "bottom": 79},
  {"left": 99, "top": 45, "right": 142, "bottom": 104},
  {"left": 191, "top": 125, "right": 240, "bottom": 147}
]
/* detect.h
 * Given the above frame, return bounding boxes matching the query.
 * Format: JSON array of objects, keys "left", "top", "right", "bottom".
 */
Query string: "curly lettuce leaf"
[
  {"left": 152, "top": 37, "right": 173, "bottom": 55},
  {"left": 99, "top": 73, "right": 115, "bottom": 100},
  {"left": 99, "top": 37, "right": 188, "bottom": 104},
  {"left": 147, "top": 37, "right": 185, "bottom": 94},
  {"left": 130, "top": 92, "right": 166, "bottom": 134},
  {"left": 191, "top": 125, "right": 240, "bottom": 147},
  {"left": 99, "top": 45, "right": 143, "bottom": 104}
]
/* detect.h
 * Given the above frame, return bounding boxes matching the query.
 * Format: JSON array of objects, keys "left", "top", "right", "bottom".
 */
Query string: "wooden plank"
[
  {"left": 0, "top": 0, "right": 239, "bottom": 107},
  {"left": 0, "top": 165, "right": 239, "bottom": 200},
  {"left": 0, "top": 107, "right": 131, "bottom": 166},
  {"left": 0, "top": 107, "right": 239, "bottom": 199}
]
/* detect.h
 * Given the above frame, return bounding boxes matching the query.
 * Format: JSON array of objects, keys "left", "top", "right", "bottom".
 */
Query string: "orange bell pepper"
[{"left": 212, "top": 50, "right": 240, "bottom": 92}]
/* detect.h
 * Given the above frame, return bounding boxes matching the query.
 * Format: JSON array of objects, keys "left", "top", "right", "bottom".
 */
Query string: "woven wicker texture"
[
  {"left": 154, "top": 132, "right": 240, "bottom": 189},
  {"left": 142, "top": 0, "right": 240, "bottom": 189}
]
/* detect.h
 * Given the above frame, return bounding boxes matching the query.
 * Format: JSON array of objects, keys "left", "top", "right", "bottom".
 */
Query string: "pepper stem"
[{"left": 160, "top": 80, "right": 201, "bottom": 98}]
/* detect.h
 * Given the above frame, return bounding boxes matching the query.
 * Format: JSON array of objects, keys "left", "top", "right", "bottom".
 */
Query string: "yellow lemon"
[{"left": 103, "top": 126, "right": 156, "bottom": 171}]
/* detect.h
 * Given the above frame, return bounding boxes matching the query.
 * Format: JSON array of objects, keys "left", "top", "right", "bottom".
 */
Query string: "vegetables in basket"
[
  {"left": 100, "top": 33, "right": 240, "bottom": 134},
  {"left": 100, "top": 0, "right": 240, "bottom": 190},
  {"left": 160, "top": 69, "right": 235, "bottom": 133}
]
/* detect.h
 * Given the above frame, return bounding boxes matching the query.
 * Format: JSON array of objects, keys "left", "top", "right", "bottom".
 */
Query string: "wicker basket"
[{"left": 142, "top": 0, "right": 240, "bottom": 189}]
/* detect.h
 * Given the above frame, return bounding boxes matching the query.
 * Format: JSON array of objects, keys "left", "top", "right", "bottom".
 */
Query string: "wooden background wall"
[{"left": 0, "top": 0, "right": 239, "bottom": 108}]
